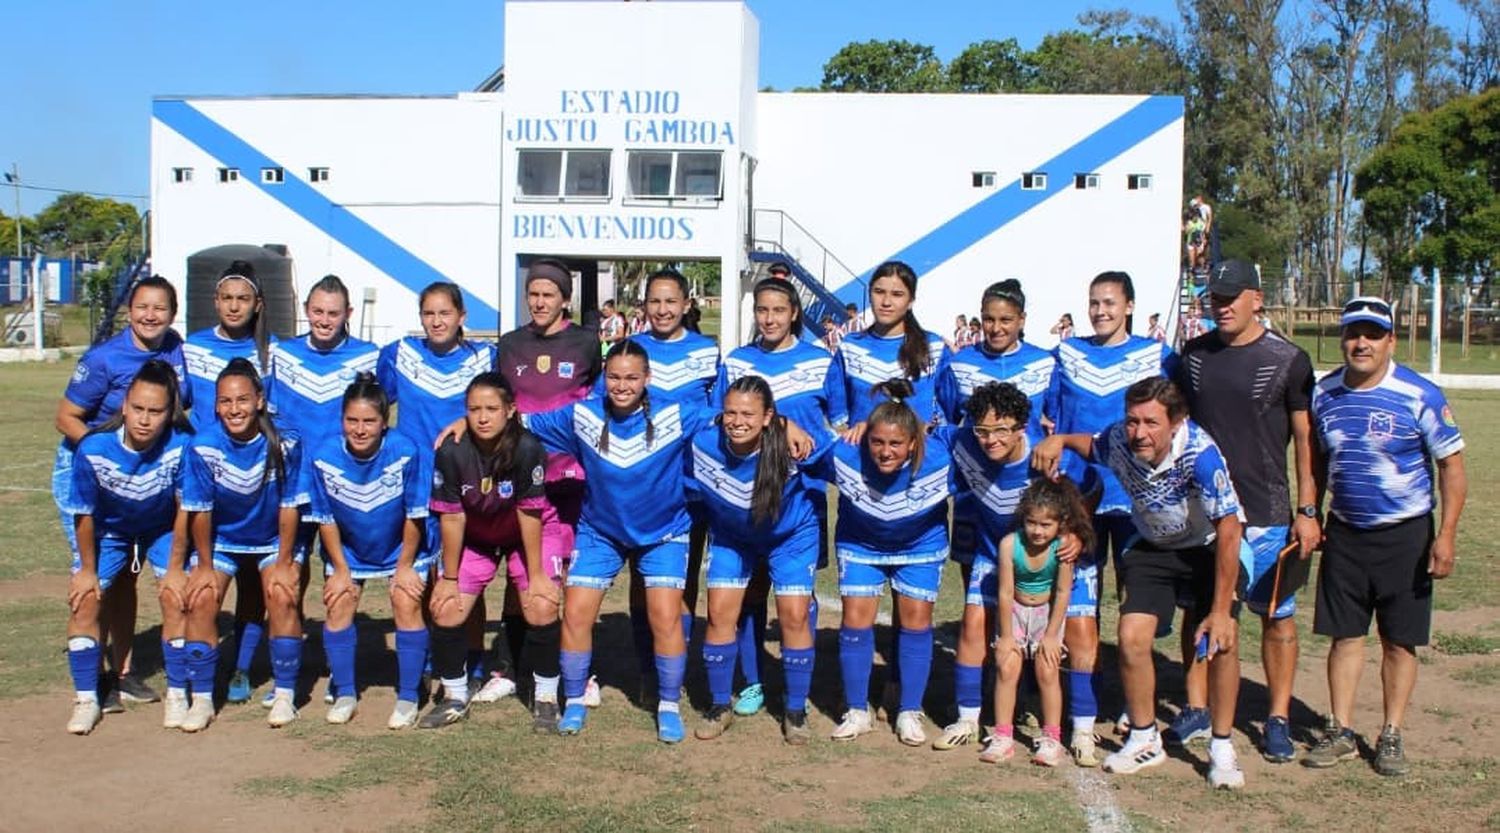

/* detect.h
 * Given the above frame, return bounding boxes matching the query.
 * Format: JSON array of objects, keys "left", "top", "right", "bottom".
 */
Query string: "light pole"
[{"left": 4, "top": 164, "right": 18, "bottom": 257}]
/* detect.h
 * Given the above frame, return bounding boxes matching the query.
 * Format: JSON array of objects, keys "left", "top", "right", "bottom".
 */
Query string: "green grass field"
[{"left": 3, "top": 358, "right": 1497, "bottom": 832}]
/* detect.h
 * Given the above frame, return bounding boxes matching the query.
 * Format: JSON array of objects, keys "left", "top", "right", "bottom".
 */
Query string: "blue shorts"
[
  {"left": 969, "top": 555, "right": 1098, "bottom": 617},
  {"left": 566, "top": 525, "right": 689, "bottom": 591},
  {"left": 1241, "top": 525, "right": 1295, "bottom": 619},
  {"left": 53, "top": 444, "right": 80, "bottom": 559},
  {"left": 836, "top": 548, "right": 946, "bottom": 603},
  {"left": 706, "top": 522, "right": 819, "bottom": 596},
  {"left": 211, "top": 548, "right": 306, "bottom": 577},
  {"left": 322, "top": 551, "right": 436, "bottom": 583},
  {"left": 71, "top": 531, "right": 172, "bottom": 590}
]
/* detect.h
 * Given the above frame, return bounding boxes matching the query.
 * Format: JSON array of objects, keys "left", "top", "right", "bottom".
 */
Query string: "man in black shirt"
[{"left": 1173, "top": 259, "right": 1320, "bottom": 763}]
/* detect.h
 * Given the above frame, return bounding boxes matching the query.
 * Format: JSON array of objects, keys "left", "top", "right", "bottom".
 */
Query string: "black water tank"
[{"left": 185, "top": 244, "right": 298, "bottom": 337}]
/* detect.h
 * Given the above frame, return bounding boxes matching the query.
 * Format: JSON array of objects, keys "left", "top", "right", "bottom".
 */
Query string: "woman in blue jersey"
[
  {"left": 184, "top": 260, "right": 278, "bottom": 705},
  {"left": 614, "top": 268, "right": 720, "bottom": 702},
  {"left": 178, "top": 359, "right": 306, "bottom": 731},
  {"left": 1048, "top": 270, "right": 1177, "bottom": 766},
  {"left": 837, "top": 260, "right": 950, "bottom": 436},
  {"left": 714, "top": 277, "right": 845, "bottom": 718},
  {"left": 54, "top": 275, "right": 190, "bottom": 708},
  {"left": 807, "top": 380, "right": 953, "bottom": 747},
  {"left": 377, "top": 282, "right": 503, "bottom": 701},
  {"left": 304, "top": 375, "right": 432, "bottom": 729},
  {"left": 690, "top": 375, "right": 833, "bottom": 745},
  {"left": 63, "top": 361, "right": 192, "bottom": 734},
  {"left": 269, "top": 274, "right": 378, "bottom": 702},
  {"left": 422, "top": 372, "right": 563, "bottom": 732}
]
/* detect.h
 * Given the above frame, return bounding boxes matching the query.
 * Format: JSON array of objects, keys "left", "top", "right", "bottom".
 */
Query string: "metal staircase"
[{"left": 749, "top": 209, "right": 864, "bottom": 327}]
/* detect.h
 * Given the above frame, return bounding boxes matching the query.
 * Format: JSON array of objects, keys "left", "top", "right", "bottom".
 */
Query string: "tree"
[
  {"left": 30, "top": 193, "right": 139, "bottom": 258},
  {"left": 1357, "top": 87, "right": 1500, "bottom": 289},
  {"left": 1456, "top": 0, "right": 1500, "bottom": 93},
  {"left": 1026, "top": 11, "right": 1187, "bottom": 94},
  {"left": 820, "top": 40, "right": 948, "bottom": 92},
  {"left": 949, "top": 39, "right": 1031, "bottom": 92}
]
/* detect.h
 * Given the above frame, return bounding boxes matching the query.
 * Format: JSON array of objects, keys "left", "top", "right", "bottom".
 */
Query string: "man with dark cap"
[
  {"left": 1303, "top": 296, "right": 1466, "bottom": 777},
  {"left": 1170, "top": 259, "right": 1319, "bottom": 763}
]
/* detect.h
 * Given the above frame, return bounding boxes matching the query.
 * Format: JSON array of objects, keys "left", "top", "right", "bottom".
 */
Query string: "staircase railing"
[{"left": 751, "top": 208, "right": 865, "bottom": 315}]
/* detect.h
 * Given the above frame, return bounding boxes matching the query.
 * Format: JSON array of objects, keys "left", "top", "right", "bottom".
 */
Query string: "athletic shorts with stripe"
[
  {"left": 706, "top": 521, "right": 819, "bottom": 597},
  {"left": 836, "top": 544, "right": 947, "bottom": 603},
  {"left": 969, "top": 555, "right": 1097, "bottom": 619},
  {"left": 70, "top": 530, "right": 173, "bottom": 590},
  {"left": 566, "top": 524, "right": 690, "bottom": 591}
]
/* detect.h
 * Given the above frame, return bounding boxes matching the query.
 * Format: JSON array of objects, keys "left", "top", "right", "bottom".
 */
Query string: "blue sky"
[{"left": 5, "top": 0, "right": 1466, "bottom": 217}]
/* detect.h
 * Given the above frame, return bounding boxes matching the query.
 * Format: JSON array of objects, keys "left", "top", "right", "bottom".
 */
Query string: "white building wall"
[{"left": 751, "top": 93, "right": 1184, "bottom": 345}]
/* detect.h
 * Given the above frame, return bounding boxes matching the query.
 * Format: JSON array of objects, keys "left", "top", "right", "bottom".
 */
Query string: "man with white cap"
[{"left": 1302, "top": 296, "right": 1467, "bottom": 777}]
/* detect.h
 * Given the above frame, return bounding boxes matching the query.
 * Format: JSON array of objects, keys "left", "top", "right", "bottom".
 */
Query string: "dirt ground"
[{"left": 2, "top": 571, "right": 1497, "bottom": 832}]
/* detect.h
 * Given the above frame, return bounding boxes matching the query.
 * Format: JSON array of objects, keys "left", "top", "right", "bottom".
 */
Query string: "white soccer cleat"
[
  {"left": 325, "top": 695, "right": 358, "bottom": 725},
  {"left": 66, "top": 698, "right": 102, "bottom": 735},
  {"left": 932, "top": 718, "right": 979, "bottom": 750},
  {"left": 179, "top": 695, "right": 216, "bottom": 733},
  {"left": 1103, "top": 734, "right": 1167, "bottom": 774},
  {"left": 830, "top": 707, "right": 874, "bottom": 741},
  {"left": 162, "top": 690, "right": 189, "bottom": 730},
  {"left": 895, "top": 710, "right": 928, "bottom": 747},
  {"left": 387, "top": 700, "right": 419, "bottom": 730},
  {"left": 1071, "top": 731, "right": 1102, "bottom": 768},
  {"left": 1208, "top": 743, "right": 1247, "bottom": 790},
  {"left": 267, "top": 692, "right": 299, "bottom": 728},
  {"left": 583, "top": 675, "right": 602, "bottom": 708},
  {"left": 471, "top": 672, "right": 518, "bottom": 704}
]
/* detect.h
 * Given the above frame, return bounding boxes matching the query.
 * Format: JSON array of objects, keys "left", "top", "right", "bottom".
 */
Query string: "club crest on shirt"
[
  {"left": 1442, "top": 405, "right": 1457, "bottom": 428},
  {"left": 381, "top": 473, "right": 400, "bottom": 489},
  {"left": 499, "top": 480, "right": 514, "bottom": 499},
  {"left": 558, "top": 361, "right": 574, "bottom": 379},
  {"left": 480, "top": 477, "right": 493, "bottom": 495},
  {"left": 71, "top": 364, "right": 89, "bottom": 384},
  {"left": 432, "top": 470, "right": 444, "bottom": 489},
  {"left": 1368, "top": 411, "right": 1396, "bottom": 437},
  {"left": 537, "top": 355, "right": 552, "bottom": 374},
  {"left": 532, "top": 465, "right": 545, "bottom": 485}
]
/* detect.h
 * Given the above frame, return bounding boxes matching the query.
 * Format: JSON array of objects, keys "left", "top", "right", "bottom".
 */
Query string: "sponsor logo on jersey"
[
  {"left": 72, "top": 364, "right": 89, "bottom": 383},
  {"left": 537, "top": 355, "right": 552, "bottom": 374},
  {"left": 433, "top": 470, "right": 444, "bottom": 488},
  {"left": 499, "top": 480, "right": 514, "bottom": 498},
  {"left": 1368, "top": 411, "right": 1396, "bottom": 437},
  {"left": 480, "top": 477, "right": 493, "bottom": 495},
  {"left": 532, "top": 465, "right": 545, "bottom": 485},
  {"left": 558, "top": 361, "right": 574, "bottom": 379},
  {"left": 1442, "top": 405, "right": 1457, "bottom": 427}
]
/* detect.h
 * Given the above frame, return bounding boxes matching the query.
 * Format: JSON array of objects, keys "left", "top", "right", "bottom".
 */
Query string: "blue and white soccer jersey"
[
  {"left": 526, "top": 399, "right": 714, "bottom": 589},
  {"left": 1050, "top": 335, "right": 1178, "bottom": 514},
  {"left": 936, "top": 341, "right": 1056, "bottom": 434},
  {"left": 1091, "top": 419, "right": 1245, "bottom": 552},
  {"left": 303, "top": 433, "right": 432, "bottom": 580},
  {"left": 605, "top": 330, "right": 720, "bottom": 408},
  {"left": 180, "top": 421, "right": 305, "bottom": 575},
  {"left": 268, "top": 334, "right": 379, "bottom": 453},
  {"left": 54, "top": 328, "right": 191, "bottom": 556},
  {"left": 688, "top": 425, "right": 832, "bottom": 596},
  {"left": 184, "top": 327, "right": 276, "bottom": 431},
  {"left": 1311, "top": 363, "right": 1465, "bottom": 529},
  {"left": 68, "top": 428, "right": 190, "bottom": 588},
  {"left": 718, "top": 340, "right": 846, "bottom": 433},
  {"left": 377, "top": 337, "right": 495, "bottom": 457},
  {"left": 836, "top": 329, "right": 950, "bottom": 426},
  {"left": 809, "top": 440, "right": 953, "bottom": 603}
]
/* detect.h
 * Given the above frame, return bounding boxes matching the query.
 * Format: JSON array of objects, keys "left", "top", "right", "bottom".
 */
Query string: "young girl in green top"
[{"left": 982, "top": 477, "right": 1094, "bottom": 767}]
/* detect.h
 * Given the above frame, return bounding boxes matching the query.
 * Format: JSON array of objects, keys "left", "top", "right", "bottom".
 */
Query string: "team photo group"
[{"left": 53, "top": 254, "right": 1467, "bottom": 791}]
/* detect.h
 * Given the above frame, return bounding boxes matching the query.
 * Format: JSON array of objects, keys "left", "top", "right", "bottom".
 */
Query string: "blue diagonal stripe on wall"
[
  {"left": 153, "top": 99, "right": 499, "bottom": 328},
  {"left": 831, "top": 95, "right": 1183, "bottom": 305}
]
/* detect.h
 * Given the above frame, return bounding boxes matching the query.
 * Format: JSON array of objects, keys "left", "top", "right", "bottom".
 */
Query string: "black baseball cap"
[{"left": 1206, "top": 260, "right": 1260, "bottom": 296}]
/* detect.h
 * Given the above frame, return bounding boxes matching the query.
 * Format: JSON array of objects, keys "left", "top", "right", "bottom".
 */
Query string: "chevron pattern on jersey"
[
  {"left": 311, "top": 457, "right": 412, "bottom": 515},
  {"left": 183, "top": 342, "right": 233, "bottom": 384},
  {"left": 394, "top": 340, "right": 492, "bottom": 400},
  {"left": 951, "top": 442, "right": 1027, "bottom": 519},
  {"left": 572, "top": 403, "right": 685, "bottom": 468},
  {"left": 691, "top": 445, "right": 756, "bottom": 510},
  {"left": 272, "top": 350, "right": 378, "bottom": 404},
  {"left": 193, "top": 445, "right": 279, "bottom": 496},
  {"left": 831, "top": 457, "right": 949, "bottom": 521},
  {"left": 950, "top": 356, "right": 1054, "bottom": 398},
  {"left": 1056, "top": 341, "right": 1164, "bottom": 397},
  {"left": 722, "top": 356, "right": 832, "bottom": 401},
  {"left": 83, "top": 447, "right": 183, "bottom": 503},
  {"left": 647, "top": 347, "right": 719, "bottom": 392},
  {"left": 841, "top": 339, "right": 945, "bottom": 384}
]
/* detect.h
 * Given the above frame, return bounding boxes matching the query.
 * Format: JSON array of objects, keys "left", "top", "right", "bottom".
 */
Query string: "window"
[
  {"left": 1021, "top": 172, "right": 1048, "bottom": 191},
  {"left": 972, "top": 171, "right": 996, "bottom": 188},
  {"left": 516, "top": 149, "right": 612, "bottom": 200},
  {"left": 172, "top": 167, "right": 193, "bottom": 183},
  {"left": 1128, "top": 173, "right": 1153, "bottom": 191},
  {"left": 625, "top": 150, "right": 723, "bottom": 200},
  {"left": 1074, "top": 173, "right": 1100, "bottom": 190},
  {"left": 217, "top": 167, "right": 240, "bottom": 183},
  {"left": 308, "top": 167, "right": 329, "bottom": 183},
  {"left": 260, "top": 167, "right": 284, "bottom": 184}
]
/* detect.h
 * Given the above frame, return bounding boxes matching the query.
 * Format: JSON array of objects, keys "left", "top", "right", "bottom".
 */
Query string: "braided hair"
[{"left": 597, "top": 339, "right": 653, "bottom": 455}]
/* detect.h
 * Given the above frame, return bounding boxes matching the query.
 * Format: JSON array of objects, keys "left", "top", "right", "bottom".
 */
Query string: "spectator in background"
[
  {"left": 841, "top": 303, "right": 864, "bottom": 336},
  {"left": 1050, "top": 313, "right": 1075, "bottom": 342},
  {"left": 1190, "top": 195, "right": 1219, "bottom": 267},
  {"left": 627, "top": 306, "right": 648, "bottom": 335},
  {"left": 598, "top": 300, "right": 626, "bottom": 347},
  {"left": 1148, "top": 313, "right": 1167, "bottom": 343},
  {"left": 949, "top": 314, "right": 972, "bottom": 351},
  {"left": 684, "top": 297, "right": 703, "bottom": 334},
  {"left": 968, "top": 317, "right": 981, "bottom": 345},
  {"left": 768, "top": 262, "right": 792, "bottom": 281},
  {"left": 821, "top": 315, "right": 842, "bottom": 352}
]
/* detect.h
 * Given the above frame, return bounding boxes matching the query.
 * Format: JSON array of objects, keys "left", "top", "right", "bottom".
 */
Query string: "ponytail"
[
  {"left": 868, "top": 261, "right": 931, "bottom": 381},
  {"left": 85, "top": 359, "right": 191, "bottom": 442},
  {"left": 217, "top": 358, "right": 284, "bottom": 489},
  {"left": 217, "top": 260, "right": 270, "bottom": 373}
]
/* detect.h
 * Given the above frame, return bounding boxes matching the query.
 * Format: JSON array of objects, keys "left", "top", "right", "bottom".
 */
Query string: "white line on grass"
[
  {"left": 0, "top": 485, "right": 49, "bottom": 493},
  {"left": 1068, "top": 767, "right": 1132, "bottom": 833}
]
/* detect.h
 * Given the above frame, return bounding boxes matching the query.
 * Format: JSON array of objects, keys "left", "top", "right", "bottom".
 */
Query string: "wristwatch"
[{"left": 1296, "top": 505, "right": 1319, "bottom": 519}]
